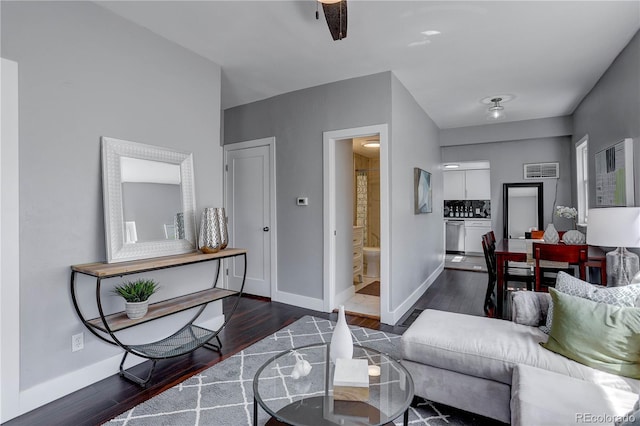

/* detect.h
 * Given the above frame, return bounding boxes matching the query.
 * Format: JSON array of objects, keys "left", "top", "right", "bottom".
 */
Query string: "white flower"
[{"left": 555, "top": 206, "right": 577, "bottom": 219}]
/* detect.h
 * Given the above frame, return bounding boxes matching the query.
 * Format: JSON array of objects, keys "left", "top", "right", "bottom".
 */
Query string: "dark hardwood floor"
[{"left": 4, "top": 268, "right": 486, "bottom": 426}]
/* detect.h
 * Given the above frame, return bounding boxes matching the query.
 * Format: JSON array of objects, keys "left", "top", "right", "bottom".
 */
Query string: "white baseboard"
[
  {"left": 16, "top": 313, "right": 225, "bottom": 419},
  {"left": 273, "top": 290, "right": 324, "bottom": 312},
  {"left": 334, "top": 285, "right": 356, "bottom": 308},
  {"left": 388, "top": 262, "right": 444, "bottom": 324}
]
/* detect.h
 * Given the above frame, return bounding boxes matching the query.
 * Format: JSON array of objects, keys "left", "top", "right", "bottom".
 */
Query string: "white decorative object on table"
[
  {"left": 290, "top": 350, "right": 312, "bottom": 379},
  {"left": 543, "top": 224, "right": 559, "bottom": 244},
  {"left": 556, "top": 206, "right": 585, "bottom": 244},
  {"left": 562, "top": 230, "right": 586, "bottom": 245},
  {"left": 330, "top": 305, "right": 353, "bottom": 363}
]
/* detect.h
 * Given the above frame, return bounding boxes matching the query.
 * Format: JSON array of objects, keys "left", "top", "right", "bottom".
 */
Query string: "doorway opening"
[
  {"left": 323, "top": 124, "right": 391, "bottom": 324},
  {"left": 348, "top": 136, "right": 381, "bottom": 318}
]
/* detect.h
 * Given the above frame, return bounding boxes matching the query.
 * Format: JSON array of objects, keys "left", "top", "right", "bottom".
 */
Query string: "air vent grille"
[{"left": 523, "top": 162, "right": 559, "bottom": 179}]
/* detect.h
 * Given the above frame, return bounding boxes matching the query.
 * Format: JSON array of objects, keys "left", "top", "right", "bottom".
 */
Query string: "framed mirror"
[
  {"left": 503, "top": 182, "right": 543, "bottom": 239},
  {"left": 102, "top": 137, "right": 197, "bottom": 263}
]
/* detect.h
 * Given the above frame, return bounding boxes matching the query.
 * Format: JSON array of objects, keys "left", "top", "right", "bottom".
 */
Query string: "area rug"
[
  {"left": 105, "top": 316, "right": 502, "bottom": 425},
  {"left": 356, "top": 281, "right": 380, "bottom": 296}
]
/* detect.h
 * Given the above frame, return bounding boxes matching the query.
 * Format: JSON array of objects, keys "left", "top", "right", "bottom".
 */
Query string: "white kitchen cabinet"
[
  {"left": 444, "top": 169, "right": 490, "bottom": 200},
  {"left": 464, "top": 220, "right": 491, "bottom": 254},
  {"left": 443, "top": 170, "right": 465, "bottom": 200},
  {"left": 465, "top": 169, "right": 491, "bottom": 200}
]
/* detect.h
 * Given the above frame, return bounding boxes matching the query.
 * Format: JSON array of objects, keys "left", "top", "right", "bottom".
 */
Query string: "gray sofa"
[{"left": 401, "top": 292, "right": 639, "bottom": 425}]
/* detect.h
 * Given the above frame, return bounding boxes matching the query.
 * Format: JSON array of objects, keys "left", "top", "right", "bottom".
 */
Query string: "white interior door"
[{"left": 225, "top": 143, "right": 272, "bottom": 297}]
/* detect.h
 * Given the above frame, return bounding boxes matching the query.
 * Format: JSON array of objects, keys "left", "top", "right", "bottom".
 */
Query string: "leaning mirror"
[
  {"left": 101, "top": 137, "right": 197, "bottom": 263},
  {"left": 503, "top": 182, "right": 543, "bottom": 239}
]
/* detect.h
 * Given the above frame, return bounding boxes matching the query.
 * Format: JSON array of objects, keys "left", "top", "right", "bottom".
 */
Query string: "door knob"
[{"left": 263, "top": 227, "right": 270, "bottom": 232}]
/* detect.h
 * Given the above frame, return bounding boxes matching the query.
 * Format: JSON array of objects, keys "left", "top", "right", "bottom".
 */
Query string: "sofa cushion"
[
  {"left": 402, "top": 309, "right": 640, "bottom": 392},
  {"left": 511, "top": 364, "right": 637, "bottom": 426},
  {"left": 540, "top": 272, "right": 640, "bottom": 334},
  {"left": 543, "top": 288, "right": 640, "bottom": 379}
]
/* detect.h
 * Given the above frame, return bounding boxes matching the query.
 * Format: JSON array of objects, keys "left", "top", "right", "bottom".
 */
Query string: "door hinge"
[
  {"left": 226, "top": 268, "right": 229, "bottom": 276},
  {"left": 225, "top": 164, "right": 228, "bottom": 172},
  {"left": 334, "top": 230, "right": 337, "bottom": 236}
]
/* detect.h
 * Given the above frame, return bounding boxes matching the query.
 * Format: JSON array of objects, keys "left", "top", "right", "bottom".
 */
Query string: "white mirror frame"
[{"left": 102, "top": 137, "right": 197, "bottom": 263}]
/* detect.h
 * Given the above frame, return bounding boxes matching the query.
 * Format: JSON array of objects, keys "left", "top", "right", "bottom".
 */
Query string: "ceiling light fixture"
[
  {"left": 487, "top": 97, "right": 506, "bottom": 121},
  {"left": 318, "top": 0, "right": 341, "bottom": 3},
  {"left": 420, "top": 30, "right": 441, "bottom": 36},
  {"left": 444, "top": 164, "right": 460, "bottom": 169},
  {"left": 363, "top": 141, "right": 380, "bottom": 148}
]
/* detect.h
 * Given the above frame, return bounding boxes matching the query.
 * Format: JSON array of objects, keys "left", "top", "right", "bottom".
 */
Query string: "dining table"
[{"left": 494, "top": 239, "right": 606, "bottom": 318}]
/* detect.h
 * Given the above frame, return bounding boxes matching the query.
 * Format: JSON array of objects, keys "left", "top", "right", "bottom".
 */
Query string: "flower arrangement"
[{"left": 555, "top": 206, "right": 578, "bottom": 229}]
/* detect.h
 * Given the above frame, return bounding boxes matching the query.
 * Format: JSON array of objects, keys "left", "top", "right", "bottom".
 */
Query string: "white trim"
[
  {"left": 322, "top": 124, "right": 391, "bottom": 322},
  {"left": 19, "top": 352, "right": 145, "bottom": 416},
  {"left": 387, "top": 262, "right": 444, "bottom": 324},
  {"left": 575, "top": 135, "right": 589, "bottom": 224},
  {"left": 12, "top": 311, "right": 223, "bottom": 419},
  {"left": 273, "top": 290, "right": 324, "bottom": 312},
  {"left": 1, "top": 58, "right": 21, "bottom": 422},
  {"left": 335, "top": 285, "right": 356, "bottom": 307},
  {"left": 223, "top": 137, "right": 277, "bottom": 299}
]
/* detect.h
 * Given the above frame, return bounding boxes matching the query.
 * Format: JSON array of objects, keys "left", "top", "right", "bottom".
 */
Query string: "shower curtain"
[{"left": 356, "top": 172, "right": 368, "bottom": 246}]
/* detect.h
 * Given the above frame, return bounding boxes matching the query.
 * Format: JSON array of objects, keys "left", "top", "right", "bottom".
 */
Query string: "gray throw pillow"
[{"left": 539, "top": 272, "right": 640, "bottom": 334}]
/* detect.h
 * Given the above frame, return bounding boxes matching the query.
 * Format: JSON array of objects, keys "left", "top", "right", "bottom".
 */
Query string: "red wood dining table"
[{"left": 495, "top": 239, "right": 606, "bottom": 318}]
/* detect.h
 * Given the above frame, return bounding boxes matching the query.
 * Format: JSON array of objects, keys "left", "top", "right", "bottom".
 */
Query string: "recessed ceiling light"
[
  {"left": 444, "top": 164, "right": 460, "bottom": 169},
  {"left": 420, "top": 30, "right": 441, "bottom": 36},
  {"left": 408, "top": 40, "right": 431, "bottom": 47}
]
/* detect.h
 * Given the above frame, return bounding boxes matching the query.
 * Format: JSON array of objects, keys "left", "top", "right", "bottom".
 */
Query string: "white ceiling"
[{"left": 97, "top": 1, "right": 640, "bottom": 129}]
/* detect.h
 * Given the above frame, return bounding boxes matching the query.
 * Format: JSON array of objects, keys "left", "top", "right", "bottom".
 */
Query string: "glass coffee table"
[{"left": 253, "top": 343, "right": 414, "bottom": 426}]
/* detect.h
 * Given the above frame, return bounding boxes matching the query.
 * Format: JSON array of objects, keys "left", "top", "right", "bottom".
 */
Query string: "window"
[{"left": 576, "top": 136, "right": 589, "bottom": 224}]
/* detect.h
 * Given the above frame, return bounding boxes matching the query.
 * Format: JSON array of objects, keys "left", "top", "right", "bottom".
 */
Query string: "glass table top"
[{"left": 253, "top": 343, "right": 414, "bottom": 426}]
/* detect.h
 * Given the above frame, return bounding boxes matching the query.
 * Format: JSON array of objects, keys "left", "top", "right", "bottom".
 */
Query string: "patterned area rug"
[{"left": 105, "top": 316, "right": 503, "bottom": 425}]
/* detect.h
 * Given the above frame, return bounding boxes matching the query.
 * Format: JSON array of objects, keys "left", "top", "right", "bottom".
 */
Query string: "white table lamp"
[{"left": 587, "top": 207, "right": 640, "bottom": 286}]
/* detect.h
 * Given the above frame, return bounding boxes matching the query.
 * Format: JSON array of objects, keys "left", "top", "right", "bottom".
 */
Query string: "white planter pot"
[{"left": 125, "top": 301, "right": 149, "bottom": 319}]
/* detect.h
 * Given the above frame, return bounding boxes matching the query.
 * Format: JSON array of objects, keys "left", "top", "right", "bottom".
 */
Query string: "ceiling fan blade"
[{"left": 322, "top": 0, "right": 347, "bottom": 41}]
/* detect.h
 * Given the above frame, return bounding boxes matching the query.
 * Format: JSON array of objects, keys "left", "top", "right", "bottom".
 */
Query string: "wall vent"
[{"left": 523, "top": 162, "right": 559, "bottom": 179}]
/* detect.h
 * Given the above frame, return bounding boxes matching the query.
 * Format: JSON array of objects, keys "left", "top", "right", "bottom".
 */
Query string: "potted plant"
[{"left": 112, "top": 279, "right": 159, "bottom": 319}]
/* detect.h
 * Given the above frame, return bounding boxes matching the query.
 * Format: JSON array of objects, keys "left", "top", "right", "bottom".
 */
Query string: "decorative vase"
[
  {"left": 125, "top": 301, "right": 149, "bottom": 320},
  {"left": 214, "top": 207, "right": 228, "bottom": 250},
  {"left": 330, "top": 305, "right": 353, "bottom": 363},
  {"left": 562, "top": 229, "right": 586, "bottom": 245},
  {"left": 199, "top": 208, "right": 222, "bottom": 253},
  {"left": 543, "top": 224, "right": 559, "bottom": 244}
]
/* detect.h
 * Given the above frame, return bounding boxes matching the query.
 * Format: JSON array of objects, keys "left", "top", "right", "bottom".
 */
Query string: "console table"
[{"left": 70, "top": 248, "right": 247, "bottom": 386}]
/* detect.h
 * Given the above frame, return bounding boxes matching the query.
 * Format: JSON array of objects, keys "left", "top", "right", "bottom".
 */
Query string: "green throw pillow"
[{"left": 543, "top": 288, "right": 640, "bottom": 379}]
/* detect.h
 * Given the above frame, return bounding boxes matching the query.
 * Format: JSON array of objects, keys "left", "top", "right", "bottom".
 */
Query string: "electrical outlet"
[{"left": 72, "top": 332, "right": 84, "bottom": 352}]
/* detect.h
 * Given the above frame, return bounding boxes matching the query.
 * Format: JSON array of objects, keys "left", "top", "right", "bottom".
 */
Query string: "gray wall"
[
  {"left": 389, "top": 74, "right": 442, "bottom": 311},
  {"left": 440, "top": 116, "right": 572, "bottom": 146},
  {"left": 441, "top": 136, "right": 573, "bottom": 240},
  {"left": 573, "top": 30, "right": 640, "bottom": 208},
  {"left": 224, "top": 72, "right": 392, "bottom": 299},
  {"left": 2, "top": 1, "right": 222, "bottom": 390}
]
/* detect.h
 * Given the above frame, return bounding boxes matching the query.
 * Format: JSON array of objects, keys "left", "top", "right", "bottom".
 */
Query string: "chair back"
[
  {"left": 533, "top": 243, "right": 588, "bottom": 291},
  {"left": 481, "top": 235, "right": 497, "bottom": 316}
]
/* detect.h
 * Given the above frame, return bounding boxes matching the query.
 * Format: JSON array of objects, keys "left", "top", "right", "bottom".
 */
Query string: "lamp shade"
[{"left": 587, "top": 207, "right": 640, "bottom": 248}]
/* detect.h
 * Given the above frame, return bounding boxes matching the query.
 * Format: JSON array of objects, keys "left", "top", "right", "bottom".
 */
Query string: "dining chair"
[
  {"left": 482, "top": 232, "right": 534, "bottom": 318},
  {"left": 533, "top": 243, "right": 588, "bottom": 292},
  {"left": 481, "top": 237, "right": 497, "bottom": 317}
]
